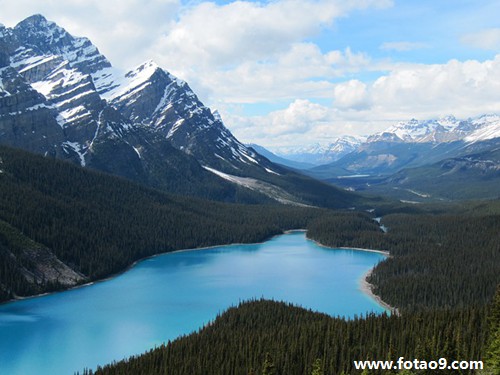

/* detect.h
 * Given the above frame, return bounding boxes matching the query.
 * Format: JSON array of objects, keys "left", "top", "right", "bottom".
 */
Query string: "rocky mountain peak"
[
  {"left": 14, "top": 14, "right": 73, "bottom": 53},
  {"left": 12, "top": 14, "right": 111, "bottom": 75},
  {"left": 1, "top": 14, "right": 284, "bottom": 186},
  {"left": 367, "top": 115, "right": 499, "bottom": 144}
]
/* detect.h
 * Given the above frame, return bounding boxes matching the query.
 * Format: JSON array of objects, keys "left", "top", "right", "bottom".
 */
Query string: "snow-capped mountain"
[
  {"left": 1, "top": 15, "right": 273, "bottom": 173},
  {"left": 307, "top": 115, "right": 500, "bottom": 179},
  {"left": 368, "top": 115, "right": 500, "bottom": 144},
  {"left": 1, "top": 15, "right": 356, "bottom": 207},
  {"left": 273, "top": 136, "right": 365, "bottom": 166},
  {"left": 464, "top": 115, "right": 500, "bottom": 142},
  {"left": 94, "top": 59, "right": 272, "bottom": 172}
]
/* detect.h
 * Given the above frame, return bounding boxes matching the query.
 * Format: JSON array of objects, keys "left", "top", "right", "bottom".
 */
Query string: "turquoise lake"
[{"left": 0, "top": 232, "right": 386, "bottom": 375}]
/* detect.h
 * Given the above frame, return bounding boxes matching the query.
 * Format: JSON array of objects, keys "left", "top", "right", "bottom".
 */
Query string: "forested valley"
[
  {"left": 81, "top": 204, "right": 500, "bottom": 374},
  {"left": 0, "top": 145, "right": 336, "bottom": 302},
  {"left": 0, "top": 145, "right": 499, "bottom": 374}
]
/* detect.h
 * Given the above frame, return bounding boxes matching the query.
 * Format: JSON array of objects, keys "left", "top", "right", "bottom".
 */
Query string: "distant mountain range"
[
  {"left": 270, "top": 115, "right": 500, "bottom": 169},
  {"left": 0, "top": 14, "right": 358, "bottom": 208},
  {"left": 261, "top": 115, "right": 500, "bottom": 201},
  {"left": 2, "top": 15, "right": 498, "bottom": 204},
  {"left": 271, "top": 136, "right": 365, "bottom": 166}
]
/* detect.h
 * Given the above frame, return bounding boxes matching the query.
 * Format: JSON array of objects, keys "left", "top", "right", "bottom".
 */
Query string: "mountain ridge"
[
  {"left": 304, "top": 115, "right": 500, "bottom": 178},
  {"left": 269, "top": 115, "right": 500, "bottom": 170},
  {"left": 0, "top": 14, "right": 358, "bottom": 208}
]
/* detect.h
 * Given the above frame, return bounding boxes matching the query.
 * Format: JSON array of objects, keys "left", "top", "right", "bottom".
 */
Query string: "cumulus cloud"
[
  {"left": 333, "top": 80, "right": 370, "bottom": 110},
  {"left": 0, "top": 0, "right": 180, "bottom": 68},
  {"left": 154, "top": 0, "right": 339, "bottom": 67},
  {"left": 228, "top": 54, "right": 500, "bottom": 146},
  {"left": 461, "top": 28, "right": 500, "bottom": 50},
  {"left": 197, "top": 45, "right": 371, "bottom": 106},
  {"left": 226, "top": 99, "right": 335, "bottom": 146},
  {"left": 370, "top": 56, "right": 500, "bottom": 116},
  {"left": 151, "top": 0, "right": 390, "bottom": 69},
  {"left": 266, "top": 99, "right": 330, "bottom": 135}
]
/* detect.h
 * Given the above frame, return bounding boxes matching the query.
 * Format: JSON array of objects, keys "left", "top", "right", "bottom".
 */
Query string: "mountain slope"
[
  {"left": 0, "top": 145, "right": 337, "bottom": 302},
  {"left": 247, "top": 144, "right": 316, "bottom": 170},
  {"left": 325, "top": 141, "right": 500, "bottom": 201},
  {"left": 272, "top": 136, "right": 365, "bottom": 166},
  {"left": 366, "top": 146, "right": 500, "bottom": 201},
  {"left": 1, "top": 14, "right": 358, "bottom": 208},
  {"left": 307, "top": 115, "right": 500, "bottom": 180}
]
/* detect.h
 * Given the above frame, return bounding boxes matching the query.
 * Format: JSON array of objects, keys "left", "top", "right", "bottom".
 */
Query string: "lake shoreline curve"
[
  {"left": 6, "top": 229, "right": 398, "bottom": 317},
  {"left": 304, "top": 233, "right": 397, "bottom": 315}
]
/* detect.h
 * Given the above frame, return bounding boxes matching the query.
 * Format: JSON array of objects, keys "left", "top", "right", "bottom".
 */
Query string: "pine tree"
[
  {"left": 262, "top": 352, "right": 276, "bottom": 375},
  {"left": 485, "top": 285, "right": 500, "bottom": 374},
  {"left": 311, "top": 358, "right": 323, "bottom": 375}
]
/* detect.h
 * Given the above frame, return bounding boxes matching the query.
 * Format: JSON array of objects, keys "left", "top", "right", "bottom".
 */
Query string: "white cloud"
[
  {"left": 228, "top": 55, "right": 500, "bottom": 147},
  {"left": 370, "top": 56, "right": 500, "bottom": 116},
  {"left": 267, "top": 99, "right": 330, "bottom": 135},
  {"left": 227, "top": 99, "right": 334, "bottom": 146},
  {"left": 197, "top": 45, "right": 371, "bottom": 106},
  {"left": 0, "top": 0, "right": 180, "bottom": 68},
  {"left": 461, "top": 28, "right": 500, "bottom": 50},
  {"left": 155, "top": 0, "right": 339, "bottom": 66},
  {"left": 333, "top": 80, "right": 370, "bottom": 109},
  {"left": 151, "top": 0, "right": 390, "bottom": 69}
]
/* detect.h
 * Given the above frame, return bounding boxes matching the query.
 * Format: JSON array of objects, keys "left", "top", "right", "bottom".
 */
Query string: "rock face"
[
  {"left": 97, "top": 60, "right": 276, "bottom": 174},
  {"left": 0, "top": 14, "right": 292, "bottom": 202},
  {"left": 0, "top": 64, "right": 65, "bottom": 157}
]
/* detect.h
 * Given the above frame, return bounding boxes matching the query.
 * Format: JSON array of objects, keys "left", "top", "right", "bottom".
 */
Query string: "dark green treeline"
[
  {"left": 0, "top": 145, "right": 334, "bottom": 302},
  {"left": 306, "top": 208, "right": 500, "bottom": 311},
  {"left": 84, "top": 203, "right": 500, "bottom": 374},
  {"left": 83, "top": 300, "right": 490, "bottom": 375}
]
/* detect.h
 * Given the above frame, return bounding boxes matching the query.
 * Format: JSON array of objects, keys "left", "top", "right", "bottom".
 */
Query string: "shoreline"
[
  {"left": 307, "top": 236, "right": 390, "bottom": 257},
  {"left": 3, "top": 230, "right": 295, "bottom": 305},
  {"left": 4, "top": 229, "right": 396, "bottom": 315},
  {"left": 305, "top": 236, "right": 395, "bottom": 313},
  {"left": 359, "top": 268, "right": 400, "bottom": 316}
]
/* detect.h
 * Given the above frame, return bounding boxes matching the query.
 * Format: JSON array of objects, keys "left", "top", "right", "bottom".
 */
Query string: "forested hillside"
[
  {"left": 307, "top": 206, "right": 500, "bottom": 310},
  {"left": 2, "top": 144, "right": 499, "bottom": 374},
  {"left": 83, "top": 300, "right": 492, "bottom": 375},
  {"left": 0, "top": 145, "right": 338, "bottom": 302},
  {"left": 84, "top": 201, "right": 500, "bottom": 374}
]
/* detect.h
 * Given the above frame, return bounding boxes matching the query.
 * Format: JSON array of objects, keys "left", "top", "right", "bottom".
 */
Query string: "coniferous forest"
[
  {"left": 81, "top": 203, "right": 500, "bottom": 374},
  {"left": 0, "top": 145, "right": 333, "bottom": 301},
  {"left": 0, "top": 145, "right": 499, "bottom": 374}
]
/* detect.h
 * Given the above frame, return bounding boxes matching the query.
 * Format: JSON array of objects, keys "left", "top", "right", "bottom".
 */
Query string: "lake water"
[{"left": 0, "top": 232, "right": 386, "bottom": 375}]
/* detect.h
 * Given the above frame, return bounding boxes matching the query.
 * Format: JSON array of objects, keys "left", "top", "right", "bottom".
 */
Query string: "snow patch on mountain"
[
  {"left": 371, "top": 115, "right": 500, "bottom": 144},
  {"left": 62, "top": 141, "right": 85, "bottom": 166},
  {"left": 465, "top": 114, "right": 500, "bottom": 142},
  {"left": 13, "top": 14, "right": 111, "bottom": 75},
  {"left": 99, "top": 60, "right": 158, "bottom": 101},
  {"left": 57, "top": 105, "right": 91, "bottom": 127},
  {"left": 203, "top": 166, "right": 304, "bottom": 206},
  {"left": 273, "top": 136, "right": 365, "bottom": 165},
  {"left": 166, "top": 118, "right": 184, "bottom": 139}
]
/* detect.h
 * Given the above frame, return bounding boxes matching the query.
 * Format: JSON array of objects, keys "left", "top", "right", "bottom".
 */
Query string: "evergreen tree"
[
  {"left": 485, "top": 285, "right": 500, "bottom": 374},
  {"left": 311, "top": 358, "right": 323, "bottom": 375},
  {"left": 262, "top": 352, "right": 276, "bottom": 375}
]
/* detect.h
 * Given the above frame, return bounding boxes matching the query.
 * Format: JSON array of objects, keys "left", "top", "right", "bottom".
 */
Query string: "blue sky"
[
  {"left": 329, "top": 0, "right": 498, "bottom": 62},
  {"left": 1, "top": 0, "right": 500, "bottom": 148}
]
